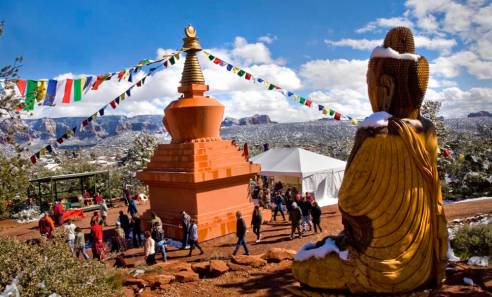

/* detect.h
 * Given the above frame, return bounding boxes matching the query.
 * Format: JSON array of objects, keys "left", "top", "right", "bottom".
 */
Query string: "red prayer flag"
[
  {"left": 305, "top": 99, "right": 312, "bottom": 107},
  {"left": 213, "top": 58, "right": 222, "bottom": 64},
  {"left": 117, "top": 71, "right": 125, "bottom": 81},
  {"left": 62, "top": 79, "right": 73, "bottom": 103},
  {"left": 16, "top": 80, "right": 27, "bottom": 96},
  {"left": 245, "top": 73, "right": 252, "bottom": 80},
  {"left": 56, "top": 138, "right": 64, "bottom": 144},
  {"left": 110, "top": 100, "right": 117, "bottom": 109},
  {"left": 82, "top": 119, "right": 89, "bottom": 126},
  {"left": 30, "top": 155, "right": 37, "bottom": 164},
  {"left": 334, "top": 112, "right": 341, "bottom": 120},
  {"left": 136, "top": 80, "right": 142, "bottom": 87},
  {"left": 443, "top": 149, "right": 450, "bottom": 157},
  {"left": 92, "top": 75, "right": 104, "bottom": 90}
]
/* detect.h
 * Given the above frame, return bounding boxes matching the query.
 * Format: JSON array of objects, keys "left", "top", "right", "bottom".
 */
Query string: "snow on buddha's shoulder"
[{"left": 359, "top": 111, "right": 393, "bottom": 129}]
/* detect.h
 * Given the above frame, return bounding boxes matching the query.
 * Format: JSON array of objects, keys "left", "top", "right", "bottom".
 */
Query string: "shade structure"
[{"left": 250, "top": 148, "right": 346, "bottom": 206}]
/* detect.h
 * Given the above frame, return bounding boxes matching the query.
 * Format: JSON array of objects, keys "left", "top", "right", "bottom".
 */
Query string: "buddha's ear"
[{"left": 377, "top": 74, "right": 395, "bottom": 112}]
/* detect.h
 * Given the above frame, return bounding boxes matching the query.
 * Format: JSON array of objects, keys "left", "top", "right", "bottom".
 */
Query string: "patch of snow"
[
  {"left": 12, "top": 207, "right": 43, "bottom": 224},
  {"left": 0, "top": 276, "right": 20, "bottom": 297},
  {"left": 359, "top": 111, "right": 393, "bottom": 129},
  {"left": 447, "top": 197, "right": 492, "bottom": 204},
  {"left": 370, "top": 46, "right": 421, "bottom": 62},
  {"left": 463, "top": 277, "right": 474, "bottom": 286},
  {"left": 467, "top": 256, "right": 489, "bottom": 267},
  {"left": 447, "top": 240, "right": 460, "bottom": 262},
  {"left": 294, "top": 238, "right": 348, "bottom": 262}
]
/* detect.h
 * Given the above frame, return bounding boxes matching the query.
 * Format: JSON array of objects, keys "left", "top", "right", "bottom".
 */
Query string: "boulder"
[
  {"left": 231, "top": 255, "right": 267, "bottom": 268},
  {"left": 138, "top": 288, "right": 153, "bottom": 297},
  {"left": 154, "top": 261, "right": 191, "bottom": 274},
  {"left": 124, "top": 277, "right": 149, "bottom": 288},
  {"left": 209, "top": 260, "right": 229, "bottom": 276},
  {"left": 191, "top": 261, "right": 210, "bottom": 275},
  {"left": 141, "top": 273, "right": 175, "bottom": 287},
  {"left": 262, "top": 248, "right": 296, "bottom": 263},
  {"left": 174, "top": 271, "right": 200, "bottom": 283},
  {"left": 227, "top": 261, "right": 250, "bottom": 272},
  {"left": 123, "top": 287, "right": 135, "bottom": 297}
]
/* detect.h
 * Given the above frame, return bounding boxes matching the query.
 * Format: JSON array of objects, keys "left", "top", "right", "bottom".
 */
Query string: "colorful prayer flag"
[
  {"left": 237, "top": 70, "right": 245, "bottom": 77},
  {"left": 208, "top": 55, "right": 215, "bottom": 61},
  {"left": 213, "top": 58, "right": 221, "bottom": 64},
  {"left": 305, "top": 99, "right": 312, "bottom": 107},
  {"left": 128, "top": 72, "right": 133, "bottom": 82},
  {"left": 257, "top": 78, "right": 264, "bottom": 83},
  {"left": 318, "top": 105, "right": 324, "bottom": 111},
  {"left": 98, "top": 108, "right": 105, "bottom": 116},
  {"left": 175, "top": 52, "right": 180, "bottom": 60},
  {"left": 83, "top": 76, "right": 93, "bottom": 92},
  {"left": 299, "top": 97, "right": 306, "bottom": 104},
  {"left": 268, "top": 84, "right": 276, "bottom": 90},
  {"left": 119, "top": 93, "right": 125, "bottom": 101},
  {"left": 351, "top": 118, "right": 358, "bottom": 125},
  {"left": 115, "top": 97, "right": 120, "bottom": 104},
  {"left": 226, "top": 64, "right": 233, "bottom": 71},
  {"left": 30, "top": 155, "right": 37, "bottom": 164},
  {"left": 334, "top": 112, "right": 341, "bottom": 120},
  {"left": 16, "top": 80, "right": 26, "bottom": 97},
  {"left": 287, "top": 91, "right": 294, "bottom": 97},
  {"left": 245, "top": 73, "right": 252, "bottom": 80},
  {"left": 62, "top": 79, "right": 73, "bottom": 103},
  {"left": 322, "top": 108, "right": 328, "bottom": 115},
  {"left": 73, "top": 79, "right": 82, "bottom": 102},
  {"left": 110, "top": 100, "right": 117, "bottom": 109},
  {"left": 232, "top": 67, "right": 239, "bottom": 73},
  {"left": 163, "top": 61, "right": 168, "bottom": 68},
  {"left": 82, "top": 119, "right": 89, "bottom": 126},
  {"left": 118, "top": 71, "right": 125, "bottom": 81},
  {"left": 24, "top": 80, "right": 38, "bottom": 110},
  {"left": 329, "top": 109, "right": 335, "bottom": 116},
  {"left": 46, "top": 145, "right": 53, "bottom": 153},
  {"left": 169, "top": 56, "right": 176, "bottom": 65},
  {"left": 92, "top": 75, "right": 104, "bottom": 90},
  {"left": 36, "top": 81, "right": 47, "bottom": 102},
  {"left": 126, "top": 89, "right": 131, "bottom": 97},
  {"left": 57, "top": 138, "right": 64, "bottom": 144}
]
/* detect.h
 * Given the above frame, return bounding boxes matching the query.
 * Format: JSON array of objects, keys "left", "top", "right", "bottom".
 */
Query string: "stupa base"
[{"left": 287, "top": 285, "right": 434, "bottom": 297}]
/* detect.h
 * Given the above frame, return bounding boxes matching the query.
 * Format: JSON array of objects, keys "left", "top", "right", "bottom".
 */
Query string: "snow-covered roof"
[{"left": 250, "top": 148, "right": 346, "bottom": 177}]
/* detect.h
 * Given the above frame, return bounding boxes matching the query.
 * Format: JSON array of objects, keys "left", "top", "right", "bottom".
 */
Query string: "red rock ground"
[{"left": 1, "top": 198, "right": 491, "bottom": 296}]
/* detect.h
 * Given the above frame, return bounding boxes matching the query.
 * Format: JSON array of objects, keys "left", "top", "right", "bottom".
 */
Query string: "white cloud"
[
  {"left": 324, "top": 38, "right": 382, "bottom": 50},
  {"left": 232, "top": 37, "right": 284, "bottom": 66},
  {"left": 257, "top": 34, "right": 277, "bottom": 44},
  {"left": 426, "top": 87, "right": 492, "bottom": 117},
  {"left": 356, "top": 16, "right": 413, "bottom": 33},
  {"left": 432, "top": 51, "right": 492, "bottom": 80}
]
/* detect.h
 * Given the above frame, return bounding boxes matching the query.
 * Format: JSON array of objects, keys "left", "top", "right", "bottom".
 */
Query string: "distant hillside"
[{"left": 468, "top": 111, "right": 491, "bottom": 118}]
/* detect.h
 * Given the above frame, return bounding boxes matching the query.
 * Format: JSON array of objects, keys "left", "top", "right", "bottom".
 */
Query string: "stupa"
[{"left": 137, "top": 25, "right": 260, "bottom": 241}]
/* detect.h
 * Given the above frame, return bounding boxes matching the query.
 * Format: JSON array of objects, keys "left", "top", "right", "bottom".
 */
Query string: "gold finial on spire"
[{"left": 180, "top": 24, "right": 205, "bottom": 85}]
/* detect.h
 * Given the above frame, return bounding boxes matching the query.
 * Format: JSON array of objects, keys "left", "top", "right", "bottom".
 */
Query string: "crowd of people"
[{"left": 36, "top": 179, "right": 325, "bottom": 266}]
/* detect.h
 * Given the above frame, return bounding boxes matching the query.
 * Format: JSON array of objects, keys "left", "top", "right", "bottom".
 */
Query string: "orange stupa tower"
[{"left": 137, "top": 25, "right": 260, "bottom": 241}]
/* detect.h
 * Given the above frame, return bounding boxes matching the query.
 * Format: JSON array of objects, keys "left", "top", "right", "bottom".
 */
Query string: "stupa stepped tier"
[{"left": 137, "top": 25, "right": 260, "bottom": 241}]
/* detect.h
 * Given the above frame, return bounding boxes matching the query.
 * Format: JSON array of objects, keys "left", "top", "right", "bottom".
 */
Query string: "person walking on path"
[
  {"left": 111, "top": 222, "right": 127, "bottom": 253},
  {"left": 300, "top": 196, "right": 313, "bottom": 232},
  {"left": 99, "top": 199, "right": 109, "bottom": 226},
  {"left": 273, "top": 192, "right": 286, "bottom": 221},
  {"left": 39, "top": 213, "right": 55, "bottom": 239},
  {"left": 151, "top": 222, "right": 167, "bottom": 262},
  {"left": 90, "top": 211, "right": 100, "bottom": 226},
  {"left": 144, "top": 231, "right": 156, "bottom": 265},
  {"left": 251, "top": 206, "right": 263, "bottom": 243},
  {"left": 311, "top": 201, "right": 323, "bottom": 233},
  {"left": 118, "top": 211, "right": 131, "bottom": 240},
  {"left": 128, "top": 197, "right": 138, "bottom": 216},
  {"left": 290, "top": 202, "right": 303, "bottom": 240},
  {"left": 74, "top": 227, "right": 89, "bottom": 259},
  {"left": 232, "top": 211, "right": 250, "bottom": 256},
  {"left": 64, "top": 219, "right": 77, "bottom": 254},
  {"left": 180, "top": 211, "right": 191, "bottom": 249},
  {"left": 187, "top": 218, "right": 204, "bottom": 256},
  {"left": 52, "top": 200, "right": 65, "bottom": 226},
  {"left": 131, "top": 214, "right": 143, "bottom": 247}
]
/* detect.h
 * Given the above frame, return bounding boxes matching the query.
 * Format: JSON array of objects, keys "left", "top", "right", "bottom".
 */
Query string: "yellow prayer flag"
[
  {"left": 203, "top": 50, "right": 210, "bottom": 56},
  {"left": 232, "top": 66, "right": 239, "bottom": 73},
  {"left": 351, "top": 118, "right": 358, "bottom": 125},
  {"left": 39, "top": 148, "right": 46, "bottom": 156},
  {"left": 80, "top": 77, "right": 87, "bottom": 92},
  {"left": 120, "top": 93, "right": 126, "bottom": 101},
  {"left": 91, "top": 113, "right": 98, "bottom": 120},
  {"left": 293, "top": 95, "right": 300, "bottom": 100},
  {"left": 36, "top": 81, "right": 47, "bottom": 102},
  {"left": 175, "top": 52, "right": 180, "bottom": 60},
  {"left": 322, "top": 108, "right": 328, "bottom": 115}
]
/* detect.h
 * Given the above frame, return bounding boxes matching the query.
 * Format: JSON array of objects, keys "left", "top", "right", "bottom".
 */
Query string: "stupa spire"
[{"left": 180, "top": 25, "right": 205, "bottom": 85}]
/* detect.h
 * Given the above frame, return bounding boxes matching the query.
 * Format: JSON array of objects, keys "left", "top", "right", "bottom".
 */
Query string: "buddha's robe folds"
[{"left": 292, "top": 119, "right": 448, "bottom": 294}]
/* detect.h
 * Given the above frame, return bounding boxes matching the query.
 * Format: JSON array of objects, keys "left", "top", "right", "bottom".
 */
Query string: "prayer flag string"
[
  {"left": 28, "top": 52, "right": 181, "bottom": 165},
  {"left": 201, "top": 50, "right": 358, "bottom": 125}
]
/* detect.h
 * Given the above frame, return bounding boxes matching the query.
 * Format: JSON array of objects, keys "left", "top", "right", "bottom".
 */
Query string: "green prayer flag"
[
  {"left": 237, "top": 70, "right": 245, "bottom": 77},
  {"left": 24, "top": 80, "right": 37, "bottom": 110},
  {"left": 73, "top": 79, "right": 82, "bottom": 102},
  {"left": 299, "top": 97, "right": 306, "bottom": 104},
  {"left": 169, "top": 56, "right": 176, "bottom": 65},
  {"left": 329, "top": 109, "right": 335, "bottom": 116},
  {"left": 208, "top": 55, "right": 215, "bottom": 60},
  {"left": 268, "top": 84, "right": 275, "bottom": 90}
]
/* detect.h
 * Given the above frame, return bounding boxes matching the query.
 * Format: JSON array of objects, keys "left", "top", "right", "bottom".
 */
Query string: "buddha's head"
[{"left": 367, "top": 27, "right": 429, "bottom": 119}]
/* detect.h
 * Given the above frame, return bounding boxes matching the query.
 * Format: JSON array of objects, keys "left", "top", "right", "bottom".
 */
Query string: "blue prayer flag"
[
  {"left": 226, "top": 64, "right": 233, "bottom": 71},
  {"left": 318, "top": 105, "right": 324, "bottom": 111},
  {"left": 99, "top": 108, "right": 105, "bottom": 116},
  {"left": 287, "top": 91, "right": 294, "bottom": 97},
  {"left": 43, "top": 79, "right": 57, "bottom": 105}
]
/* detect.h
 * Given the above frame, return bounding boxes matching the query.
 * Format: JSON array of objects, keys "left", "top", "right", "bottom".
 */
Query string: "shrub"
[
  {"left": 0, "top": 233, "right": 122, "bottom": 297},
  {"left": 451, "top": 224, "right": 492, "bottom": 259}
]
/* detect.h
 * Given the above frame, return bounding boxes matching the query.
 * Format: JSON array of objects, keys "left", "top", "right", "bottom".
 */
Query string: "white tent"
[{"left": 250, "top": 148, "right": 346, "bottom": 207}]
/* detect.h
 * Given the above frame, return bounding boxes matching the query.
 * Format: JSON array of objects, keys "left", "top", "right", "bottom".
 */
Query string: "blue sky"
[{"left": 1, "top": 0, "right": 491, "bottom": 121}]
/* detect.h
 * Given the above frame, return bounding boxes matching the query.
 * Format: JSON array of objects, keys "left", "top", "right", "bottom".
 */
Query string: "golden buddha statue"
[{"left": 291, "top": 27, "right": 448, "bottom": 296}]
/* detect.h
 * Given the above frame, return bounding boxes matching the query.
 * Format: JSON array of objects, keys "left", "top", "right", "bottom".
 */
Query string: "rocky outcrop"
[
  {"left": 468, "top": 111, "right": 491, "bottom": 118},
  {"left": 262, "top": 247, "right": 296, "bottom": 263},
  {"left": 221, "top": 114, "right": 275, "bottom": 127},
  {"left": 231, "top": 255, "right": 267, "bottom": 268}
]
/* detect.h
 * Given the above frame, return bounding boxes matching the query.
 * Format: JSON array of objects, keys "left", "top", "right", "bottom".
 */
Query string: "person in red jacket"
[
  {"left": 52, "top": 200, "right": 65, "bottom": 226},
  {"left": 90, "top": 220, "right": 105, "bottom": 260}
]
